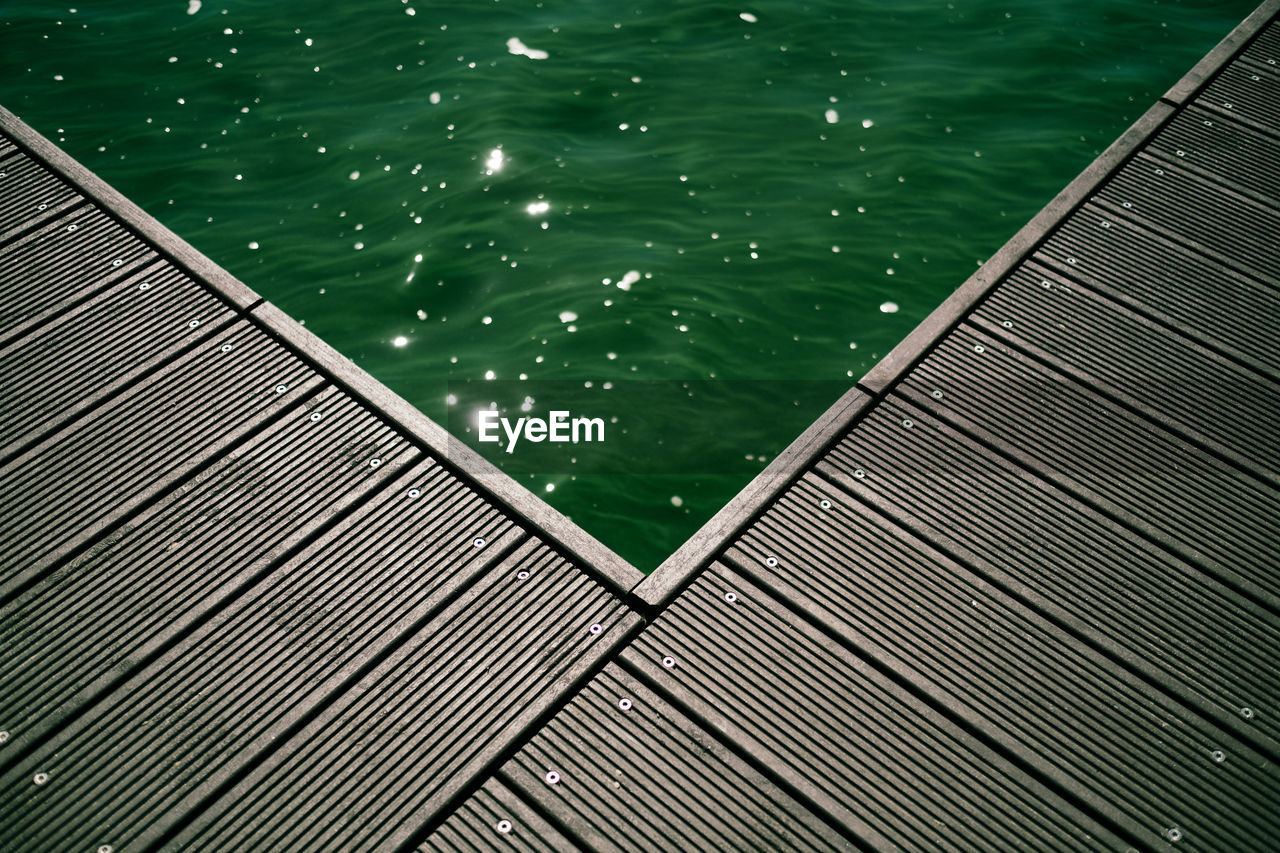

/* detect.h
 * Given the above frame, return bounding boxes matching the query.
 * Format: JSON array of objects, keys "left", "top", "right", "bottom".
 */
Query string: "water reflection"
[
  {"left": 10, "top": 0, "right": 1240, "bottom": 570},
  {"left": 506, "top": 36, "right": 548, "bottom": 60}
]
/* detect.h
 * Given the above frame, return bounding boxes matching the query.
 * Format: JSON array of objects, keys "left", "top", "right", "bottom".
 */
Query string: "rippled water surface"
[{"left": 1, "top": 0, "right": 1256, "bottom": 569}]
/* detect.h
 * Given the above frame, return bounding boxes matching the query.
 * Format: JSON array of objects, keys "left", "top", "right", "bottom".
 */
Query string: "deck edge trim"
[{"left": 248, "top": 301, "right": 646, "bottom": 595}]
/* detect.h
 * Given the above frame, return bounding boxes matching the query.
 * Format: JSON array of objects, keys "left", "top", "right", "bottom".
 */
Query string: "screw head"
[
  {"left": 853, "top": 468, "right": 866, "bottom": 479},
  {"left": 618, "top": 698, "right": 633, "bottom": 711},
  {"left": 661, "top": 655, "right": 675, "bottom": 668},
  {"left": 0, "top": 730, "right": 8, "bottom": 744},
  {"left": 724, "top": 591, "right": 737, "bottom": 603},
  {"left": 407, "top": 488, "right": 421, "bottom": 498},
  {"left": 309, "top": 412, "right": 322, "bottom": 422},
  {"left": 1166, "top": 827, "right": 1183, "bottom": 843},
  {"left": 544, "top": 770, "right": 560, "bottom": 785},
  {"left": 369, "top": 458, "right": 382, "bottom": 468},
  {"left": 33, "top": 772, "right": 48, "bottom": 785},
  {"left": 274, "top": 384, "right": 288, "bottom": 394},
  {"left": 764, "top": 555, "right": 778, "bottom": 567},
  {"left": 188, "top": 319, "right": 200, "bottom": 328},
  {"left": 473, "top": 537, "right": 486, "bottom": 548},
  {"left": 1210, "top": 749, "right": 1226, "bottom": 763},
  {"left": 588, "top": 623, "right": 603, "bottom": 635},
  {"left": 495, "top": 820, "right": 512, "bottom": 834},
  {"left": 517, "top": 570, "right": 530, "bottom": 580},
  {"left": 819, "top": 499, "right": 831, "bottom": 509},
  {"left": 1240, "top": 706, "right": 1256, "bottom": 720}
]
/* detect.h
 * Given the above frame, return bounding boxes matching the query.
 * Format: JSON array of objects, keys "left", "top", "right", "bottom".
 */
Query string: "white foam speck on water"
[
  {"left": 348, "top": 171, "right": 360, "bottom": 180},
  {"left": 880, "top": 301, "right": 899, "bottom": 313},
  {"left": 825, "top": 109, "right": 839, "bottom": 124},
  {"left": 671, "top": 495, "right": 684, "bottom": 507},
  {"left": 617, "top": 270, "right": 640, "bottom": 291},
  {"left": 862, "top": 118, "right": 874, "bottom": 128},
  {"left": 186, "top": 0, "right": 201, "bottom": 14},
  {"left": 393, "top": 335, "right": 408, "bottom": 347},
  {"left": 739, "top": 12, "right": 757, "bottom": 23},
  {"left": 429, "top": 91, "right": 441, "bottom": 104},
  {"left": 507, "top": 37, "right": 548, "bottom": 60},
  {"left": 558, "top": 311, "right": 578, "bottom": 323}
]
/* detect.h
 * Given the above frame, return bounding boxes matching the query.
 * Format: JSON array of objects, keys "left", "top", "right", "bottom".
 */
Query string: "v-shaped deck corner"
[{"left": 2, "top": 3, "right": 1278, "bottom": 852}]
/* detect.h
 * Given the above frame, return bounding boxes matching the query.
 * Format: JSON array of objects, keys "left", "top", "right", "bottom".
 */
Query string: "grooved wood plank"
[
  {"left": 0, "top": 387, "right": 424, "bottom": 761},
  {"left": 503, "top": 663, "right": 861, "bottom": 853},
  {"left": 1035, "top": 203, "right": 1280, "bottom": 377},
  {"left": 419, "top": 778, "right": 583, "bottom": 853},
  {"left": 971, "top": 264, "right": 1280, "bottom": 485},
  {"left": 0, "top": 147, "right": 79, "bottom": 243},
  {"left": 0, "top": 261, "right": 236, "bottom": 461},
  {"left": 901, "top": 323, "right": 1280, "bottom": 614},
  {"left": 1095, "top": 153, "right": 1280, "bottom": 284},
  {"left": 1146, "top": 104, "right": 1280, "bottom": 204},
  {"left": 0, "top": 320, "right": 323, "bottom": 600},
  {"left": 159, "top": 540, "right": 635, "bottom": 853},
  {"left": 814, "top": 399, "right": 1280, "bottom": 754},
  {"left": 723, "top": 478, "right": 1277, "bottom": 852},
  {"left": 1200, "top": 53, "right": 1280, "bottom": 133},
  {"left": 0, "top": 204, "right": 157, "bottom": 343}
]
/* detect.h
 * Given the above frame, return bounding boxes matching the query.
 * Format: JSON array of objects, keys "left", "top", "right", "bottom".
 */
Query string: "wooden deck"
[{"left": 1, "top": 3, "right": 1278, "bottom": 851}]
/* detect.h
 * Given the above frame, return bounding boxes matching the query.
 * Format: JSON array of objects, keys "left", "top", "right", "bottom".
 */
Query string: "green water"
[{"left": 1, "top": 0, "right": 1256, "bottom": 570}]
